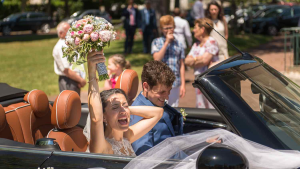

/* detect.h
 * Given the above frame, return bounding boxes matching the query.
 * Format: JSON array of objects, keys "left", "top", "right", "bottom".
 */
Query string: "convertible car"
[{"left": 0, "top": 52, "right": 299, "bottom": 169}]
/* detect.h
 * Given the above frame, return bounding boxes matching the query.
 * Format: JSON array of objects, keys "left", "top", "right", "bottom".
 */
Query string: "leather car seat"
[
  {"left": 115, "top": 69, "right": 139, "bottom": 105},
  {"left": 47, "top": 90, "right": 88, "bottom": 152},
  {"left": 0, "top": 104, "right": 17, "bottom": 141},
  {"left": 23, "top": 89, "right": 53, "bottom": 144}
]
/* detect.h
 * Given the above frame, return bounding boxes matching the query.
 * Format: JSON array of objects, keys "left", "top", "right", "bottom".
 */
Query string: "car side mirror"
[{"left": 196, "top": 144, "right": 249, "bottom": 169}]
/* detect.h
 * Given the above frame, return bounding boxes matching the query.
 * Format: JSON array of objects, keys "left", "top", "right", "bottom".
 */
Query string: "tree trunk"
[
  {"left": 47, "top": 0, "right": 52, "bottom": 16},
  {"left": 64, "top": 0, "right": 69, "bottom": 18},
  {"left": 21, "top": 0, "right": 26, "bottom": 12},
  {"left": 230, "top": 0, "right": 238, "bottom": 35},
  {"left": 175, "top": 0, "right": 180, "bottom": 8}
]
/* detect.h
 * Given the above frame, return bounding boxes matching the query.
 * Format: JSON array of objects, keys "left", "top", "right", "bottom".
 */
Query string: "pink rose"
[
  {"left": 77, "top": 30, "right": 84, "bottom": 37},
  {"left": 70, "top": 31, "right": 75, "bottom": 37},
  {"left": 75, "top": 37, "right": 81, "bottom": 45},
  {"left": 82, "top": 34, "right": 90, "bottom": 42},
  {"left": 76, "top": 23, "right": 82, "bottom": 28},
  {"left": 83, "top": 24, "right": 94, "bottom": 34},
  {"left": 99, "top": 30, "right": 111, "bottom": 42},
  {"left": 90, "top": 32, "right": 99, "bottom": 42},
  {"left": 76, "top": 19, "right": 87, "bottom": 25}
]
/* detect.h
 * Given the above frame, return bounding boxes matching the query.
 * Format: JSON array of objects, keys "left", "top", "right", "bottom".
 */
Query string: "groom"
[{"left": 130, "top": 60, "right": 183, "bottom": 155}]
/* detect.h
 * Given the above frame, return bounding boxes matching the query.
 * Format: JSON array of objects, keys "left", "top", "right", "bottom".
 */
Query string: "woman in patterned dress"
[{"left": 185, "top": 18, "right": 219, "bottom": 109}]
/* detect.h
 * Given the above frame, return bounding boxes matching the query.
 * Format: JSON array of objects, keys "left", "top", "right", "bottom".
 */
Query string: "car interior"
[{"left": 0, "top": 69, "right": 228, "bottom": 153}]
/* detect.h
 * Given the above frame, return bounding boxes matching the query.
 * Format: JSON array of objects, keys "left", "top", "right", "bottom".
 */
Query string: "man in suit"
[
  {"left": 130, "top": 60, "right": 183, "bottom": 155},
  {"left": 122, "top": 0, "right": 140, "bottom": 54},
  {"left": 140, "top": 0, "right": 157, "bottom": 53}
]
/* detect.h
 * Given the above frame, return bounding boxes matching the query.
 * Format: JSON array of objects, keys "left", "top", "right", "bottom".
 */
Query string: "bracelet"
[{"left": 88, "top": 77, "right": 99, "bottom": 83}]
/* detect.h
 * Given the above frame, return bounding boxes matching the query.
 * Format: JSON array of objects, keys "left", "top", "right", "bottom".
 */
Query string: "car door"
[
  {"left": 14, "top": 14, "right": 30, "bottom": 31},
  {"left": 279, "top": 8, "right": 294, "bottom": 28},
  {"left": 292, "top": 7, "right": 300, "bottom": 26},
  {"left": 41, "top": 151, "right": 131, "bottom": 169},
  {"left": 0, "top": 142, "right": 53, "bottom": 169},
  {"left": 27, "top": 13, "right": 42, "bottom": 31}
]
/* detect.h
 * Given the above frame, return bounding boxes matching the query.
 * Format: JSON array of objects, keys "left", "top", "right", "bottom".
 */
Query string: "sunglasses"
[{"left": 163, "top": 27, "right": 174, "bottom": 30}]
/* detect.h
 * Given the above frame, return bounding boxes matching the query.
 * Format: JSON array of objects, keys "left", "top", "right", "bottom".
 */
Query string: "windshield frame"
[{"left": 195, "top": 55, "right": 299, "bottom": 150}]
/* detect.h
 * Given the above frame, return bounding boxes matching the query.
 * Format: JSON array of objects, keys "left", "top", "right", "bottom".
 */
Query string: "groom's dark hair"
[{"left": 141, "top": 60, "right": 175, "bottom": 89}]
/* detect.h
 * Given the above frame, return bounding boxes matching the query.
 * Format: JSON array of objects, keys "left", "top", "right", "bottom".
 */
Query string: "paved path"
[{"left": 49, "top": 35, "right": 297, "bottom": 107}]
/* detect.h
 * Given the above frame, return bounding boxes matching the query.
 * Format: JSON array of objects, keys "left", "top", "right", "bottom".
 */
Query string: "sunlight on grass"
[
  {"left": 0, "top": 32, "right": 271, "bottom": 96},
  {"left": 0, "top": 36, "right": 151, "bottom": 96}
]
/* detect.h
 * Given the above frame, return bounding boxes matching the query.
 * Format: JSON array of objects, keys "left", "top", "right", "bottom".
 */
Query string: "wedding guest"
[
  {"left": 173, "top": 8, "right": 193, "bottom": 50},
  {"left": 85, "top": 51, "right": 163, "bottom": 155},
  {"left": 52, "top": 22, "right": 86, "bottom": 96},
  {"left": 140, "top": 0, "right": 157, "bottom": 53},
  {"left": 206, "top": 1, "right": 229, "bottom": 60},
  {"left": 123, "top": 0, "right": 140, "bottom": 54},
  {"left": 130, "top": 60, "right": 184, "bottom": 155},
  {"left": 152, "top": 15, "right": 185, "bottom": 107},
  {"left": 192, "top": 0, "right": 204, "bottom": 20},
  {"left": 185, "top": 18, "right": 219, "bottom": 109},
  {"left": 104, "top": 54, "right": 131, "bottom": 90}
]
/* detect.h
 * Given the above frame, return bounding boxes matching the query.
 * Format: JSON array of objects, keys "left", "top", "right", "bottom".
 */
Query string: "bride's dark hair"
[{"left": 100, "top": 88, "right": 128, "bottom": 113}]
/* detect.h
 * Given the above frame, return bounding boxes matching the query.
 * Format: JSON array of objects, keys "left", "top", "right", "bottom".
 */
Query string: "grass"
[
  {"left": 0, "top": 35, "right": 151, "bottom": 96},
  {"left": 0, "top": 32, "right": 272, "bottom": 96},
  {"left": 227, "top": 32, "right": 273, "bottom": 56}
]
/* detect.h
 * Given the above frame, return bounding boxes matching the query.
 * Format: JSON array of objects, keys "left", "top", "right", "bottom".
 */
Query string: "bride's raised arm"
[
  {"left": 125, "top": 106, "right": 163, "bottom": 143},
  {"left": 87, "top": 51, "right": 110, "bottom": 154}
]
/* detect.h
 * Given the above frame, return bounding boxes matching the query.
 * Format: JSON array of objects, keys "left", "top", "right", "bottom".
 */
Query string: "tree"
[{"left": 21, "top": 0, "right": 26, "bottom": 12}]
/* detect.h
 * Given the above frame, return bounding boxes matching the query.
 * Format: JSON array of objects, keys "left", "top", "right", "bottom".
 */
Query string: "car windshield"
[
  {"left": 3, "top": 13, "right": 21, "bottom": 21},
  {"left": 70, "top": 11, "right": 84, "bottom": 18},
  {"left": 263, "top": 8, "right": 284, "bottom": 18},
  {"left": 220, "top": 63, "right": 300, "bottom": 150}
]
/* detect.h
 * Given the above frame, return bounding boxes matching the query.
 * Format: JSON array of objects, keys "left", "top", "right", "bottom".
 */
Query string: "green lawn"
[{"left": 0, "top": 32, "right": 272, "bottom": 96}]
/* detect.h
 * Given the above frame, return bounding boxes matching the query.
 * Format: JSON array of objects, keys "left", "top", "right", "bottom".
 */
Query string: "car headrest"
[
  {"left": 51, "top": 90, "right": 81, "bottom": 129},
  {"left": 115, "top": 69, "right": 139, "bottom": 103},
  {"left": 24, "top": 89, "right": 51, "bottom": 118},
  {"left": 0, "top": 104, "right": 6, "bottom": 132}
]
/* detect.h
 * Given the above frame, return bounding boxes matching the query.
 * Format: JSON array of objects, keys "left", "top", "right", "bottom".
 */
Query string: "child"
[
  {"left": 151, "top": 15, "right": 185, "bottom": 107},
  {"left": 104, "top": 54, "right": 131, "bottom": 90}
]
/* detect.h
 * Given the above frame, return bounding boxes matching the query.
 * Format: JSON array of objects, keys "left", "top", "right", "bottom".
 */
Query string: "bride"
[{"left": 86, "top": 51, "right": 163, "bottom": 156}]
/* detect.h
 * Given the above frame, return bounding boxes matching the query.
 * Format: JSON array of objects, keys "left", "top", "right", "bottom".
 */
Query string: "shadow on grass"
[{"left": 0, "top": 34, "right": 57, "bottom": 43}]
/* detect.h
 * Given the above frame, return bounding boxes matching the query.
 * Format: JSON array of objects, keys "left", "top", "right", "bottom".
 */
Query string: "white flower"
[{"left": 97, "top": 42, "right": 103, "bottom": 46}]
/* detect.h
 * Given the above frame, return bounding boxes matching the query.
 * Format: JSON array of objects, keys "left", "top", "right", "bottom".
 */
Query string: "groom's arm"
[{"left": 131, "top": 129, "right": 154, "bottom": 156}]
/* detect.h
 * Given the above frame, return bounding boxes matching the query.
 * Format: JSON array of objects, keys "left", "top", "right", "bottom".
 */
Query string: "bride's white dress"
[
  {"left": 106, "top": 137, "right": 136, "bottom": 156},
  {"left": 83, "top": 115, "right": 136, "bottom": 156},
  {"left": 124, "top": 129, "right": 300, "bottom": 169}
]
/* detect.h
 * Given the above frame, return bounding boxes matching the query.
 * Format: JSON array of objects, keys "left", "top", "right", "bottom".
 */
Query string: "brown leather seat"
[
  {"left": 4, "top": 90, "right": 53, "bottom": 144},
  {"left": 47, "top": 90, "right": 88, "bottom": 152},
  {"left": 4, "top": 102, "right": 30, "bottom": 143},
  {"left": 23, "top": 89, "right": 53, "bottom": 144},
  {"left": 0, "top": 104, "right": 18, "bottom": 141},
  {"left": 115, "top": 69, "right": 139, "bottom": 104}
]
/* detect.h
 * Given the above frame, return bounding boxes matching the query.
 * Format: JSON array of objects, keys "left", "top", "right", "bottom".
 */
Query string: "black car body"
[
  {"left": 0, "top": 53, "right": 299, "bottom": 168},
  {"left": 245, "top": 5, "right": 300, "bottom": 35},
  {"left": 0, "top": 12, "right": 53, "bottom": 36},
  {"left": 63, "top": 10, "right": 112, "bottom": 25}
]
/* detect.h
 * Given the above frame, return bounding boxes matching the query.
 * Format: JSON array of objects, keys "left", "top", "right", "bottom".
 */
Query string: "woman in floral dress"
[{"left": 185, "top": 18, "right": 219, "bottom": 109}]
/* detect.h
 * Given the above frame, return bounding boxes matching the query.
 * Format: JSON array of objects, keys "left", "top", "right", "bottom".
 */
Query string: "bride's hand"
[
  {"left": 87, "top": 51, "right": 106, "bottom": 71},
  {"left": 206, "top": 135, "right": 222, "bottom": 144}
]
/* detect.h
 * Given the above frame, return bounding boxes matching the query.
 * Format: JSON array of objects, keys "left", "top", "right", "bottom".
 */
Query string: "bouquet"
[{"left": 62, "top": 16, "right": 117, "bottom": 81}]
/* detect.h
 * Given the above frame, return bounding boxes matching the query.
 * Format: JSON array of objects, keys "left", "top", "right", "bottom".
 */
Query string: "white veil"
[{"left": 124, "top": 129, "right": 300, "bottom": 169}]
